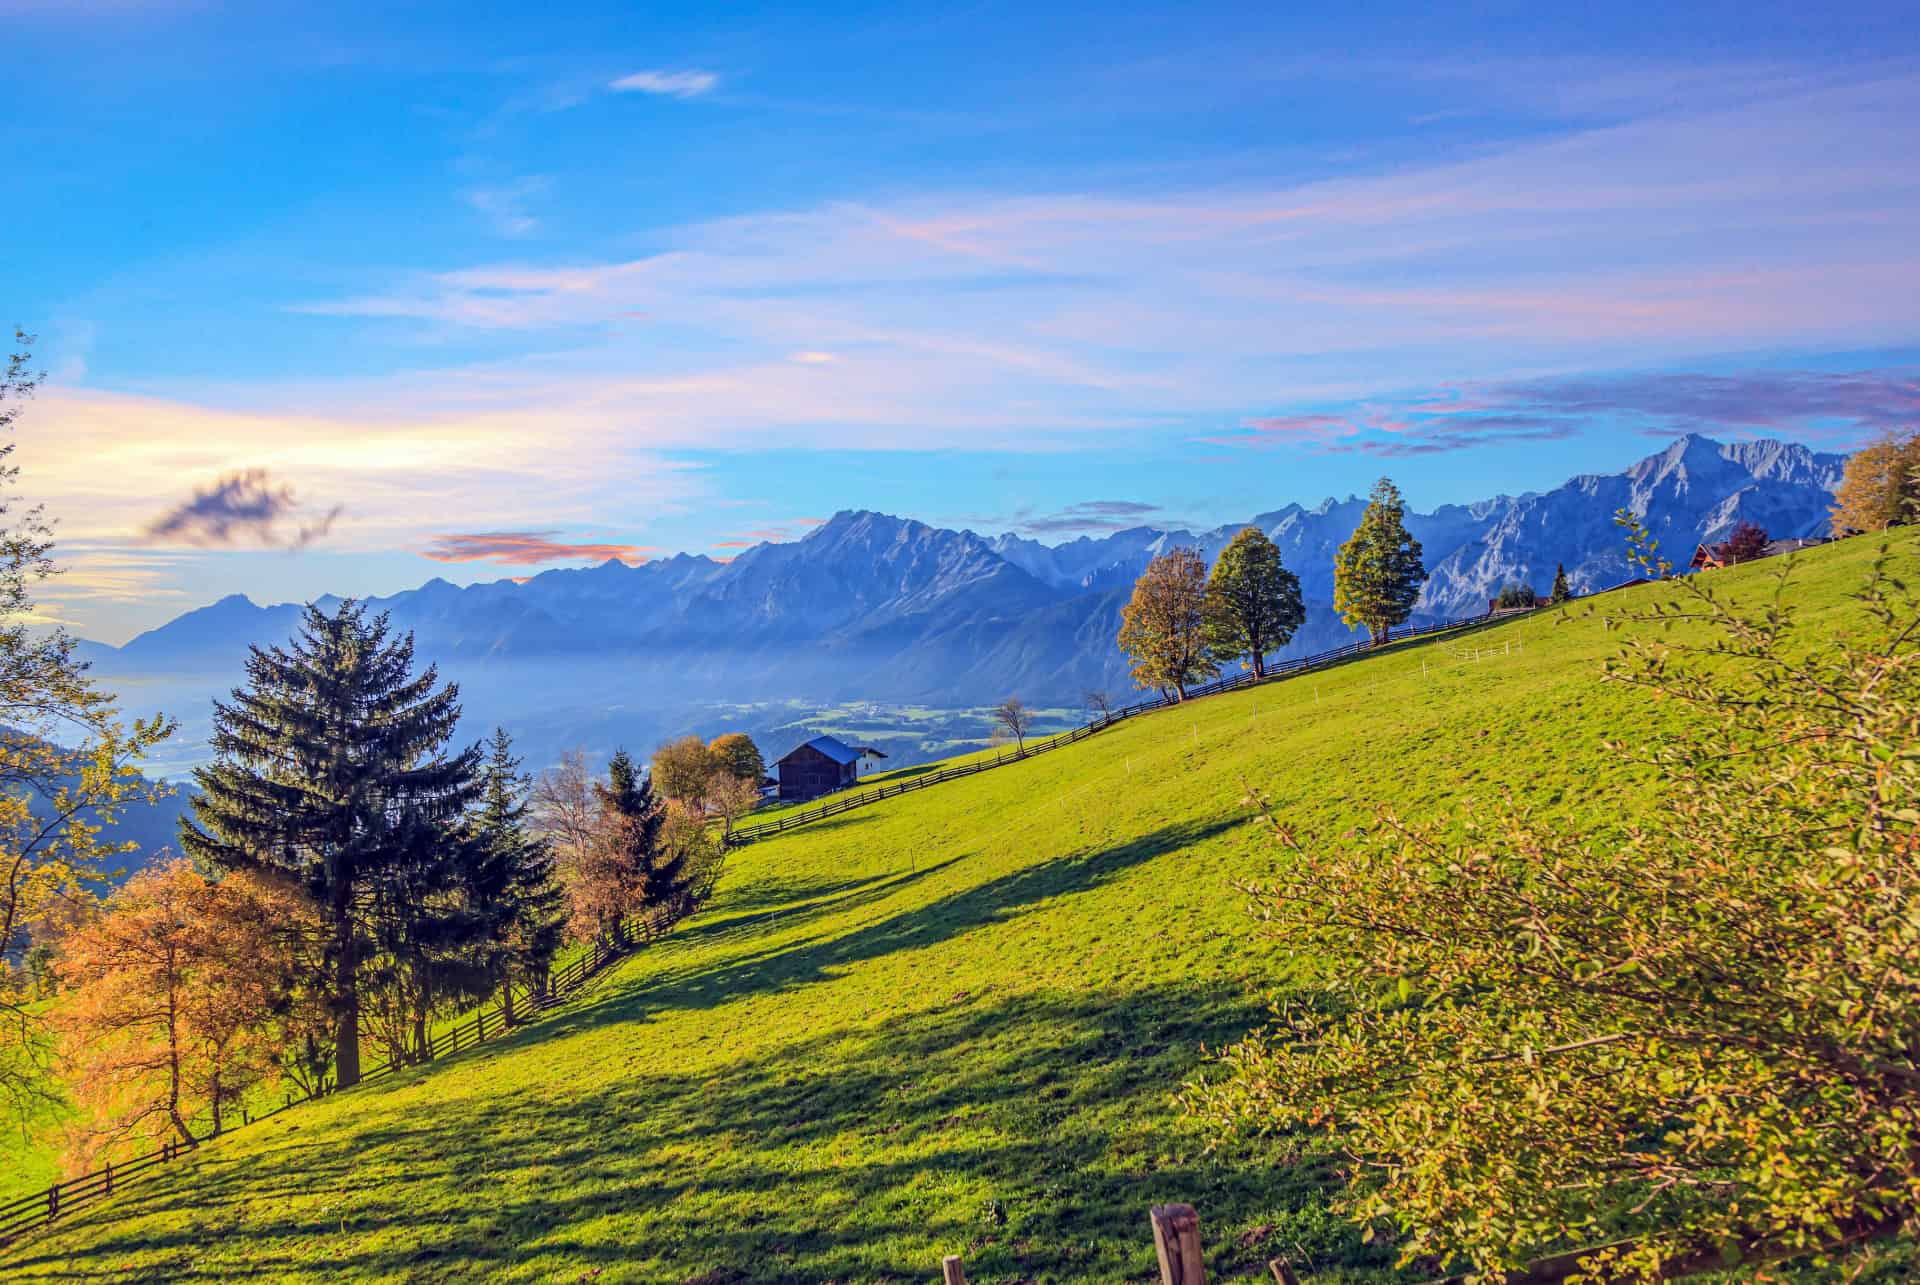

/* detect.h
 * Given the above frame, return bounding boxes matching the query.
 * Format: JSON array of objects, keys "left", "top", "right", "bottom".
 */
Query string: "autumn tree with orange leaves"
[
  {"left": 54, "top": 859, "right": 318, "bottom": 1166},
  {"left": 0, "top": 330, "right": 174, "bottom": 1124},
  {"left": 1116, "top": 546, "right": 1221, "bottom": 699}
]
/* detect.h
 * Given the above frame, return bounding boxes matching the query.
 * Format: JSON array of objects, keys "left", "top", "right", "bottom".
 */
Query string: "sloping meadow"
[{"left": 10, "top": 531, "right": 1911, "bottom": 1283}]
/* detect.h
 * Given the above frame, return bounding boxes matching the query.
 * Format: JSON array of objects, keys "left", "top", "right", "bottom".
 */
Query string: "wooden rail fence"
[
  {"left": 730, "top": 608, "right": 1509, "bottom": 845},
  {"left": 0, "top": 916, "right": 644, "bottom": 1249}
]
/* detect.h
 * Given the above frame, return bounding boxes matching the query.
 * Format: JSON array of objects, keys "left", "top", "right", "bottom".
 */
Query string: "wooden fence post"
[
  {"left": 940, "top": 1253, "right": 968, "bottom": 1285},
  {"left": 1150, "top": 1203, "right": 1205, "bottom": 1285},
  {"left": 1267, "top": 1258, "right": 1301, "bottom": 1284}
]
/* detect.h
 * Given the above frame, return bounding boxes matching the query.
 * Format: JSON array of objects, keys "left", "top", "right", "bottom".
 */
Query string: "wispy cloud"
[
  {"left": 300, "top": 70, "right": 1920, "bottom": 432},
  {"left": 421, "top": 532, "right": 658, "bottom": 567},
  {"left": 144, "top": 469, "right": 342, "bottom": 548},
  {"left": 463, "top": 177, "right": 549, "bottom": 238},
  {"left": 609, "top": 69, "right": 718, "bottom": 99},
  {"left": 712, "top": 518, "right": 827, "bottom": 550},
  {"left": 1466, "top": 369, "right": 1920, "bottom": 440},
  {"left": 1207, "top": 367, "right": 1920, "bottom": 457}
]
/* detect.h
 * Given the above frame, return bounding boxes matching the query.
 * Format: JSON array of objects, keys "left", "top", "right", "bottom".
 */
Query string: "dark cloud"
[
  {"left": 1006, "top": 500, "right": 1181, "bottom": 536},
  {"left": 144, "top": 469, "right": 342, "bottom": 549},
  {"left": 422, "top": 531, "right": 656, "bottom": 567},
  {"left": 1476, "top": 369, "right": 1920, "bottom": 440}
]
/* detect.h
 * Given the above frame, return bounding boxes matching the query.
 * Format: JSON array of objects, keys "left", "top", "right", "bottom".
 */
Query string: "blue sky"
[{"left": 7, "top": 0, "right": 1919, "bottom": 642}]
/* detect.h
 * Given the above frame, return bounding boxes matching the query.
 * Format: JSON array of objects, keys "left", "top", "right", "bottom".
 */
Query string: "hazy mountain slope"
[
  {"left": 17, "top": 533, "right": 1908, "bottom": 1284},
  {"left": 78, "top": 435, "right": 1847, "bottom": 742}
]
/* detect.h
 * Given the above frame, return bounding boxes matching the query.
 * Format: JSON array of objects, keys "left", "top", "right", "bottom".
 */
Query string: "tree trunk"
[
  {"left": 501, "top": 982, "right": 516, "bottom": 1028},
  {"left": 165, "top": 966, "right": 192, "bottom": 1143},
  {"left": 333, "top": 922, "right": 361, "bottom": 1090}
]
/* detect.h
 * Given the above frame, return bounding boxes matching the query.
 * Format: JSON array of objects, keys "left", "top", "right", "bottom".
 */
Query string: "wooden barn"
[{"left": 774, "top": 734, "right": 886, "bottom": 801}]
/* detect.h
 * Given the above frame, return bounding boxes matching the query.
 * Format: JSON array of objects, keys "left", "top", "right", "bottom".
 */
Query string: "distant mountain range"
[{"left": 81, "top": 434, "right": 1845, "bottom": 768}]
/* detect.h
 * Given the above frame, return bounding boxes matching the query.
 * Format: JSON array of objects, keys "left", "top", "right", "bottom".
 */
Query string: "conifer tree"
[
  {"left": 1333, "top": 477, "right": 1427, "bottom": 644},
  {"left": 1549, "top": 563, "right": 1572, "bottom": 604},
  {"left": 1204, "top": 527, "right": 1305, "bottom": 678},
  {"left": 470, "top": 728, "right": 564, "bottom": 1023},
  {"left": 591, "top": 749, "right": 683, "bottom": 940},
  {"left": 181, "top": 601, "right": 483, "bottom": 1090}
]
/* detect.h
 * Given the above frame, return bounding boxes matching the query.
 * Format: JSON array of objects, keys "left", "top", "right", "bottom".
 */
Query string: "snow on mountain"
[{"left": 85, "top": 435, "right": 1847, "bottom": 718}]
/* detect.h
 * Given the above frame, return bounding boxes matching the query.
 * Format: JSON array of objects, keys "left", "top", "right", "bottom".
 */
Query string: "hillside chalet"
[
  {"left": 774, "top": 734, "right": 887, "bottom": 801},
  {"left": 1689, "top": 535, "right": 1827, "bottom": 571}
]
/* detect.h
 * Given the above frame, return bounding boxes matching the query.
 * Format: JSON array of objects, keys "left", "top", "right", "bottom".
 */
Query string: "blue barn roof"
[{"left": 778, "top": 735, "right": 884, "bottom": 766}]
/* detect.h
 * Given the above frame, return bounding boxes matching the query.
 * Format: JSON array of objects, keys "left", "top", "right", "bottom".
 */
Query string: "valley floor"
[{"left": 8, "top": 531, "right": 1912, "bottom": 1283}]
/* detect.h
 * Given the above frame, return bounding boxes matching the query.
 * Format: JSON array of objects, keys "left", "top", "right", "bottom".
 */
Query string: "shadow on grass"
[
  {"left": 8, "top": 980, "right": 1402, "bottom": 1284},
  {"left": 6, "top": 812, "right": 1415, "bottom": 1283},
  {"left": 670, "top": 857, "right": 967, "bottom": 951},
  {"left": 536, "top": 816, "right": 1252, "bottom": 1041}
]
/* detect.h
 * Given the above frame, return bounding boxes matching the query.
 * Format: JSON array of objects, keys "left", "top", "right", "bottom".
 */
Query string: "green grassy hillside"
[{"left": 8, "top": 532, "right": 1911, "bottom": 1283}]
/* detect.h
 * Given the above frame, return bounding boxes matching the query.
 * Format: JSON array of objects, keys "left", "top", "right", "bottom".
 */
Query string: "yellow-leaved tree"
[
  {"left": 1116, "top": 546, "right": 1219, "bottom": 700},
  {"left": 0, "top": 330, "right": 173, "bottom": 1124},
  {"left": 1831, "top": 429, "right": 1920, "bottom": 535}
]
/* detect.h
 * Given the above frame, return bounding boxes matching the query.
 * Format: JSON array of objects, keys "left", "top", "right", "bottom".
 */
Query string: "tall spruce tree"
[
  {"left": 1549, "top": 563, "right": 1572, "bottom": 604},
  {"left": 1204, "top": 526, "right": 1305, "bottom": 678},
  {"left": 470, "top": 728, "right": 565, "bottom": 1023},
  {"left": 1333, "top": 477, "right": 1427, "bottom": 645},
  {"left": 364, "top": 802, "right": 491, "bottom": 1065},
  {"left": 181, "top": 601, "right": 482, "bottom": 1090}
]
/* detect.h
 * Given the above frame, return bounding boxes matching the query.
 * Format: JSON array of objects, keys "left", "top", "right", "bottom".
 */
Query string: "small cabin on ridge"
[
  {"left": 1690, "top": 535, "right": 1826, "bottom": 572},
  {"left": 774, "top": 734, "right": 887, "bottom": 801}
]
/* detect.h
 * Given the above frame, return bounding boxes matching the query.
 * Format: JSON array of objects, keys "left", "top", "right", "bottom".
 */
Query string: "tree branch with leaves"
[{"left": 1186, "top": 521, "right": 1920, "bottom": 1280}]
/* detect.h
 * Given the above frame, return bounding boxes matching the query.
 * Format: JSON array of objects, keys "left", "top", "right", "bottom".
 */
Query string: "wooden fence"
[
  {"left": 729, "top": 610, "right": 1502, "bottom": 845},
  {"left": 0, "top": 916, "right": 644, "bottom": 1249}
]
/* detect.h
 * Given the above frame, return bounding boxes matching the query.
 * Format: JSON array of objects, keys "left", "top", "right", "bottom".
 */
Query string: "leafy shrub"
[{"left": 1185, "top": 530, "right": 1920, "bottom": 1280}]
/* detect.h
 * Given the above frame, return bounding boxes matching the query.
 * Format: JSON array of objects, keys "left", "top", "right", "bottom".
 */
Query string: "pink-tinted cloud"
[
  {"left": 302, "top": 73, "right": 1920, "bottom": 373},
  {"left": 711, "top": 518, "right": 830, "bottom": 549},
  {"left": 1198, "top": 413, "right": 1354, "bottom": 451},
  {"left": 421, "top": 532, "right": 657, "bottom": 567}
]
